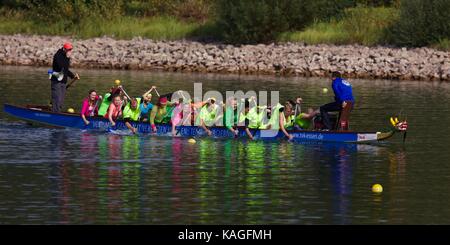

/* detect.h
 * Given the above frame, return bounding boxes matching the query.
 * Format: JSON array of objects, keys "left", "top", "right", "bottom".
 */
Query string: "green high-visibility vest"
[
  {"left": 264, "top": 103, "right": 283, "bottom": 130},
  {"left": 223, "top": 106, "right": 238, "bottom": 128},
  {"left": 284, "top": 114, "right": 295, "bottom": 129},
  {"left": 98, "top": 93, "right": 111, "bottom": 117},
  {"left": 295, "top": 113, "right": 311, "bottom": 129},
  {"left": 239, "top": 107, "right": 263, "bottom": 129},
  {"left": 198, "top": 104, "right": 218, "bottom": 126},
  {"left": 123, "top": 98, "right": 142, "bottom": 121}
]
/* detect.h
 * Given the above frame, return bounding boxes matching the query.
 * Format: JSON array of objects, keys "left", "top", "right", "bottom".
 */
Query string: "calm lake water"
[{"left": 0, "top": 65, "right": 449, "bottom": 224}]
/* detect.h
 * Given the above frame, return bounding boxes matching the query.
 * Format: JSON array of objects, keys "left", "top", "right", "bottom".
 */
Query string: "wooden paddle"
[
  {"left": 118, "top": 85, "right": 132, "bottom": 101},
  {"left": 66, "top": 75, "right": 80, "bottom": 89}
]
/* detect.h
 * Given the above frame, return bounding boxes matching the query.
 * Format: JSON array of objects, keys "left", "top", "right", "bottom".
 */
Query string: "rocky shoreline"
[{"left": 1, "top": 34, "right": 449, "bottom": 81}]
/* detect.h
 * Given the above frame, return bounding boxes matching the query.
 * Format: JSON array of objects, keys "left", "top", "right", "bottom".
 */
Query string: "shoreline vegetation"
[{"left": 0, "top": 0, "right": 449, "bottom": 81}]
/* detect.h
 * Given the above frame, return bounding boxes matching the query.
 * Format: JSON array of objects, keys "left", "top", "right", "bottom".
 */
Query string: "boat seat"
[{"left": 336, "top": 102, "right": 353, "bottom": 131}]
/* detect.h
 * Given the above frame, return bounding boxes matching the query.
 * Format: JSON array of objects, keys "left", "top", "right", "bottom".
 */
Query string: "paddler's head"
[
  {"left": 266, "top": 106, "right": 272, "bottom": 117},
  {"left": 208, "top": 97, "right": 216, "bottom": 106},
  {"left": 284, "top": 100, "right": 295, "bottom": 115},
  {"left": 244, "top": 99, "right": 250, "bottom": 114},
  {"left": 88, "top": 89, "right": 97, "bottom": 101},
  {"left": 331, "top": 71, "right": 341, "bottom": 81},
  {"left": 143, "top": 93, "right": 152, "bottom": 103},
  {"left": 112, "top": 94, "right": 122, "bottom": 106},
  {"left": 158, "top": 97, "right": 168, "bottom": 107},
  {"left": 227, "top": 97, "right": 237, "bottom": 109},
  {"left": 63, "top": 42, "right": 73, "bottom": 58},
  {"left": 131, "top": 98, "right": 138, "bottom": 109}
]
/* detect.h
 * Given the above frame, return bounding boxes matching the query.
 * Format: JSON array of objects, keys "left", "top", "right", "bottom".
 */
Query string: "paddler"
[
  {"left": 149, "top": 96, "right": 173, "bottom": 133},
  {"left": 80, "top": 89, "right": 102, "bottom": 125},
  {"left": 198, "top": 97, "right": 219, "bottom": 136},
  {"left": 320, "top": 71, "right": 355, "bottom": 130},
  {"left": 123, "top": 97, "right": 142, "bottom": 134},
  {"left": 223, "top": 97, "right": 239, "bottom": 136},
  {"left": 239, "top": 97, "right": 263, "bottom": 140},
  {"left": 292, "top": 97, "right": 319, "bottom": 130},
  {"left": 170, "top": 93, "right": 187, "bottom": 136},
  {"left": 278, "top": 101, "right": 296, "bottom": 140},
  {"left": 50, "top": 42, "right": 80, "bottom": 112},
  {"left": 139, "top": 86, "right": 157, "bottom": 122},
  {"left": 105, "top": 94, "right": 123, "bottom": 127},
  {"left": 98, "top": 81, "right": 122, "bottom": 117}
]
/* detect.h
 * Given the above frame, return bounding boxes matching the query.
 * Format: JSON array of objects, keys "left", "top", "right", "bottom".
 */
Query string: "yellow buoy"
[
  {"left": 114, "top": 79, "right": 121, "bottom": 86},
  {"left": 67, "top": 108, "right": 75, "bottom": 113},
  {"left": 322, "top": 88, "right": 328, "bottom": 93},
  {"left": 188, "top": 138, "right": 196, "bottom": 144},
  {"left": 372, "top": 184, "right": 383, "bottom": 193}
]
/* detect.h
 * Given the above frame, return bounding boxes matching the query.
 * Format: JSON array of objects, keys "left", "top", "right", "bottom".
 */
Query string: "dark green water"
[{"left": 0, "top": 65, "right": 449, "bottom": 224}]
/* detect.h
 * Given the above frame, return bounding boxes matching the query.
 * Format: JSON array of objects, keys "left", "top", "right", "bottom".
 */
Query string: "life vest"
[
  {"left": 284, "top": 114, "right": 295, "bottom": 129},
  {"left": 239, "top": 107, "right": 263, "bottom": 129},
  {"left": 264, "top": 103, "right": 283, "bottom": 130},
  {"left": 197, "top": 104, "right": 218, "bottom": 126},
  {"left": 295, "top": 113, "right": 311, "bottom": 129},
  {"left": 123, "top": 98, "right": 142, "bottom": 121},
  {"left": 98, "top": 93, "right": 111, "bottom": 117},
  {"left": 153, "top": 105, "right": 174, "bottom": 124},
  {"left": 223, "top": 106, "right": 238, "bottom": 128}
]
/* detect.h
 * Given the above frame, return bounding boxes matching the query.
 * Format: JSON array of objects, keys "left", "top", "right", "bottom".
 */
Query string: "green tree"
[{"left": 388, "top": 0, "right": 450, "bottom": 47}]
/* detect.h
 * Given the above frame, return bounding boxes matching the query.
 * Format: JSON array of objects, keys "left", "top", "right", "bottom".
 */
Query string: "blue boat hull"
[{"left": 3, "top": 104, "right": 395, "bottom": 143}]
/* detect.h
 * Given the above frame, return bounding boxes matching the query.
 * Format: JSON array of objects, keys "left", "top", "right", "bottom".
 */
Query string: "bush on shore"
[
  {"left": 279, "top": 6, "right": 399, "bottom": 46},
  {"left": 387, "top": 0, "right": 450, "bottom": 47}
]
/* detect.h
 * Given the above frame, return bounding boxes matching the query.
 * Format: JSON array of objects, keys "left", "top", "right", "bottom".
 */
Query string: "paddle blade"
[{"left": 403, "top": 131, "right": 407, "bottom": 143}]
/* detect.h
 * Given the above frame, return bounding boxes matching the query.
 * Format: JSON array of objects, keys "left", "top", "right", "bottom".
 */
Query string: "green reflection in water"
[
  {"left": 121, "top": 136, "right": 142, "bottom": 223},
  {"left": 198, "top": 139, "right": 220, "bottom": 223},
  {"left": 96, "top": 134, "right": 109, "bottom": 223}
]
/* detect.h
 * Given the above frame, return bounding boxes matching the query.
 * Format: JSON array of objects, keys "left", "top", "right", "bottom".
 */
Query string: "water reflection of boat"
[{"left": 5, "top": 103, "right": 400, "bottom": 143}]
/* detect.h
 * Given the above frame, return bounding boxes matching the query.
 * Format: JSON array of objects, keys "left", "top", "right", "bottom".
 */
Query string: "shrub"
[
  {"left": 388, "top": 0, "right": 450, "bottom": 47},
  {"left": 125, "top": 0, "right": 213, "bottom": 22},
  {"left": 279, "top": 6, "right": 399, "bottom": 46},
  {"left": 216, "top": 0, "right": 291, "bottom": 44},
  {"left": 23, "top": 0, "right": 124, "bottom": 25}
]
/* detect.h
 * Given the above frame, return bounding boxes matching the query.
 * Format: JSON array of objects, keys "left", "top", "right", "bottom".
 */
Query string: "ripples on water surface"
[{"left": 0, "top": 66, "right": 450, "bottom": 224}]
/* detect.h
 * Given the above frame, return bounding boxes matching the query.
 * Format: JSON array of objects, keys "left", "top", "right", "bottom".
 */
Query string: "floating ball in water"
[
  {"left": 188, "top": 138, "right": 196, "bottom": 144},
  {"left": 322, "top": 88, "right": 328, "bottom": 93},
  {"left": 372, "top": 184, "right": 383, "bottom": 193},
  {"left": 67, "top": 108, "right": 75, "bottom": 113},
  {"left": 114, "top": 80, "right": 121, "bottom": 86}
]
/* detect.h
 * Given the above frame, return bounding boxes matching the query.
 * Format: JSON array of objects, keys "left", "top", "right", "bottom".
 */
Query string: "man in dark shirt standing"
[{"left": 50, "top": 42, "right": 79, "bottom": 112}]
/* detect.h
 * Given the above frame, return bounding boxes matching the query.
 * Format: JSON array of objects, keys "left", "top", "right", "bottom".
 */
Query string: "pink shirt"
[{"left": 81, "top": 97, "right": 99, "bottom": 117}]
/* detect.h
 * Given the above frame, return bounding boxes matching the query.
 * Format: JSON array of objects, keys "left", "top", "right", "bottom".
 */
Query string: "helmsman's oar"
[{"left": 66, "top": 76, "right": 80, "bottom": 89}]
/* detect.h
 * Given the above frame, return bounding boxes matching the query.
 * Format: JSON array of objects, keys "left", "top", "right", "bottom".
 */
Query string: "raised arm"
[{"left": 142, "top": 86, "right": 156, "bottom": 98}]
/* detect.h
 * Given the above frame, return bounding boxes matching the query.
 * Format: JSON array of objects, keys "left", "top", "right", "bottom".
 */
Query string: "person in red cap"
[
  {"left": 50, "top": 42, "right": 80, "bottom": 112},
  {"left": 149, "top": 96, "right": 174, "bottom": 133}
]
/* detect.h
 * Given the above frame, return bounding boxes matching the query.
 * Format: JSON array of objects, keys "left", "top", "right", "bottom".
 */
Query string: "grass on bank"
[
  {"left": 432, "top": 39, "right": 450, "bottom": 52},
  {"left": 0, "top": 10, "right": 207, "bottom": 40},
  {"left": 0, "top": 6, "right": 448, "bottom": 51},
  {"left": 279, "top": 6, "right": 399, "bottom": 46}
]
